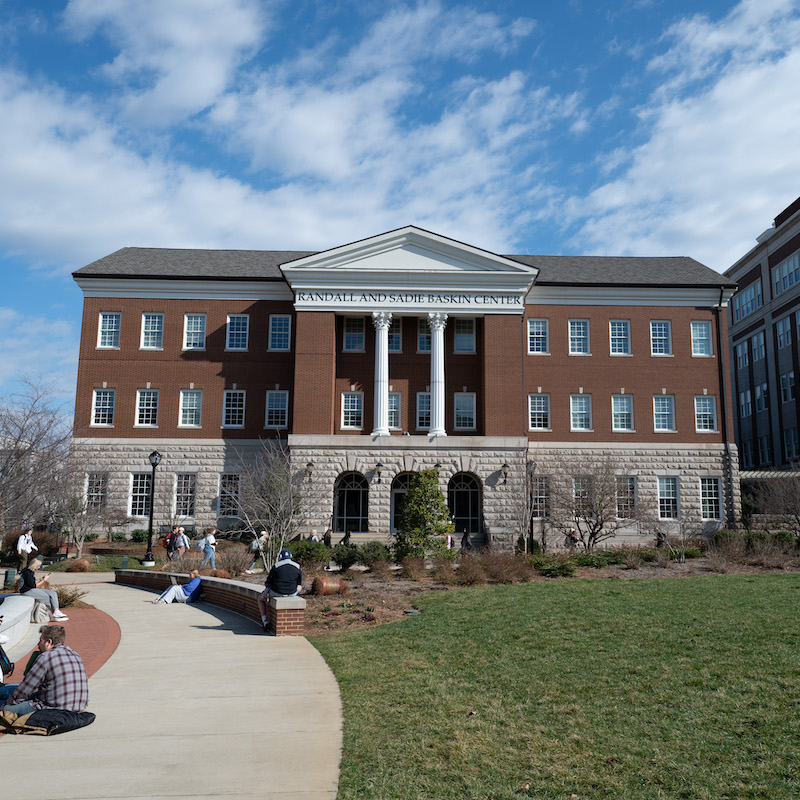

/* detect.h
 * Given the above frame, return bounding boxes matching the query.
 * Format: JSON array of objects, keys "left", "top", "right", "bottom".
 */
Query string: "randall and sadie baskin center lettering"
[{"left": 294, "top": 290, "right": 523, "bottom": 309}]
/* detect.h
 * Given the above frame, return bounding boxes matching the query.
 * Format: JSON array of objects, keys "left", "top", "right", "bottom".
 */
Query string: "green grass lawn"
[{"left": 311, "top": 575, "right": 800, "bottom": 800}]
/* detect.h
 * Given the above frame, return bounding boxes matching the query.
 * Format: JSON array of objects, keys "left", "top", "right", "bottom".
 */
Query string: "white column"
[
  {"left": 428, "top": 312, "right": 447, "bottom": 437},
  {"left": 371, "top": 311, "right": 392, "bottom": 436}
]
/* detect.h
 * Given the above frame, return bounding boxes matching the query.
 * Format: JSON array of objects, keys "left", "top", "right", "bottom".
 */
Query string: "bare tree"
[
  {"left": 0, "top": 377, "right": 70, "bottom": 531},
  {"left": 234, "top": 439, "right": 304, "bottom": 566},
  {"left": 752, "top": 472, "right": 800, "bottom": 535},
  {"left": 550, "top": 455, "right": 639, "bottom": 551}
]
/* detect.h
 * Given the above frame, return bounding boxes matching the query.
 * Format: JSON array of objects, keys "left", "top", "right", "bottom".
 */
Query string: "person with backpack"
[
  {"left": 245, "top": 531, "right": 268, "bottom": 574},
  {"left": 198, "top": 528, "right": 217, "bottom": 570},
  {"left": 165, "top": 526, "right": 179, "bottom": 560}
]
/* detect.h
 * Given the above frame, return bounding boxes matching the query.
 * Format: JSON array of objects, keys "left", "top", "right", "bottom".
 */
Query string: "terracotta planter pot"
[{"left": 312, "top": 576, "right": 349, "bottom": 595}]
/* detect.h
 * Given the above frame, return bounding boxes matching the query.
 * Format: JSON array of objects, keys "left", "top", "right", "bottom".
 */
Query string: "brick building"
[{"left": 72, "top": 226, "right": 738, "bottom": 548}]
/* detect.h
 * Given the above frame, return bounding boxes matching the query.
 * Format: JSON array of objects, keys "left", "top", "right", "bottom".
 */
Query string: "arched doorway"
[
  {"left": 333, "top": 472, "right": 369, "bottom": 533},
  {"left": 391, "top": 472, "right": 414, "bottom": 532},
  {"left": 448, "top": 472, "right": 482, "bottom": 537}
]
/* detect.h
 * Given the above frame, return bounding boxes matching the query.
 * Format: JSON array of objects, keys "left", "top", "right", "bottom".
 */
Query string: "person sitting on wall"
[
  {"left": 19, "top": 558, "right": 69, "bottom": 622},
  {"left": 1, "top": 625, "right": 88, "bottom": 716},
  {"left": 257, "top": 549, "right": 302, "bottom": 632},
  {"left": 152, "top": 570, "right": 202, "bottom": 604}
]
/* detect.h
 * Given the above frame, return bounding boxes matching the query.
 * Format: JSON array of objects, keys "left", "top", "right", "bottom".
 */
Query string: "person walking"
[
  {"left": 198, "top": 528, "right": 217, "bottom": 570},
  {"left": 16, "top": 530, "right": 38, "bottom": 571},
  {"left": 175, "top": 527, "right": 190, "bottom": 557}
]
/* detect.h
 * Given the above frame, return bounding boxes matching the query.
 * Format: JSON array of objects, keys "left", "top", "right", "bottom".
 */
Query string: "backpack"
[
  {"left": 196, "top": 537, "right": 205, "bottom": 552},
  {"left": 0, "top": 643, "right": 14, "bottom": 677}
]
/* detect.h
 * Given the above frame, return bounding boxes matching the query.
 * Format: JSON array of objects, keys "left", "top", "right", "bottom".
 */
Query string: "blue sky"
[{"left": 1, "top": 0, "right": 799, "bottom": 408}]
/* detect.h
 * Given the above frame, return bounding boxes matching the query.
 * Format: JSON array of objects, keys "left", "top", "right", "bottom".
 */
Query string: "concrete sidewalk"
[{"left": 2, "top": 574, "right": 342, "bottom": 800}]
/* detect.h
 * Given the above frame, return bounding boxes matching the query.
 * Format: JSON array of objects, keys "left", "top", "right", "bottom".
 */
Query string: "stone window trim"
[
  {"left": 341, "top": 391, "right": 364, "bottom": 429},
  {"left": 183, "top": 313, "right": 207, "bottom": 351},
  {"left": 97, "top": 312, "right": 121, "bottom": 349},
  {"left": 265, "top": 390, "right": 289, "bottom": 429},
  {"left": 179, "top": 389, "right": 203, "bottom": 428},
  {"left": 222, "top": 389, "right": 246, "bottom": 428},
  {"left": 91, "top": 388, "right": 116, "bottom": 427},
  {"left": 226, "top": 314, "right": 249, "bottom": 351},
  {"left": 140, "top": 312, "right": 164, "bottom": 350},
  {"left": 268, "top": 314, "right": 292, "bottom": 352}
]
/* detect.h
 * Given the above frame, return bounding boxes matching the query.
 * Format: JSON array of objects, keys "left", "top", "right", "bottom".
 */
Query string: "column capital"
[
  {"left": 428, "top": 311, "right": 448, "bottom": 331},
  {"left": 372, "top": 311, "right": 393, "bottom": 330}
]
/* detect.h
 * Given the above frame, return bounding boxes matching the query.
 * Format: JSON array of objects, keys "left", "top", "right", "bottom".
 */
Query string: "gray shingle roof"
[{"left": 73, "top": 247, "right": 733, "bottom": 288}]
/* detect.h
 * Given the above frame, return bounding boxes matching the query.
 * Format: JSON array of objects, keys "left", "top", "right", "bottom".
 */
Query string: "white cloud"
[
  {"left": 62, "top": 0, "right": 268, "bottom": 125},
  {"left": 570, "top": 0, "right": 800, "bottom": 271}
]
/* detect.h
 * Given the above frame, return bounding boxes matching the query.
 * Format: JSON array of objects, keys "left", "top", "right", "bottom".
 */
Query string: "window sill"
[
  {"left": 182, "top": 347, "right": 206, "bottom": 353},
  {"left": 530, "top": 428, "right": 552, "bottom": 432},
  {"left": 610, "top": 353, "right": 632, "bottom": 357},
  {"left": 570, "top": 429, "right": 594, "bottom": 433},
  {"left": 612, "top": 429, "right": 636, "bottom": 433},
  {"left": 568, "top": 352, "right": 592, "bottom": 357},
  {"left": 650, "top": 353, "right": 674, "bottom": 357},
  {"left": 224, "top": 348, "right": 249, "bottom": 353},
  {"left": 654, "top": 429, "right": 677, "bottom": 434},
  {"left": 90, "top": 424, "right": 115, "bottom": 428},
  {"left": 220, "top": 426, "right": 245, "bottom": 429},
  {"left": 139, "top": 347, "right": 164, "bottom": 351},
  {"left": 527, "top": 351, "right": 550, "bottom": 356},
  {"left": 96, "top": 346, "right": 120, "bottom": 351}
]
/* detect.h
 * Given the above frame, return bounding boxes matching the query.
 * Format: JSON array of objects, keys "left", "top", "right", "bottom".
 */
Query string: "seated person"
[
  {"left": 257, "top": 549, "right": 302, "bottom": 631},
  {"left": 152, "top": 570, "right": 202, "bottom": 604},
  {"left": 0, "top": 628, "right": 14, "bottom": 703},
  {"left": 1, "top": 625, "right": 88, "bottom": 716},
  {"left": 19, "top": 558, "right": 69, "bottom": 622}
]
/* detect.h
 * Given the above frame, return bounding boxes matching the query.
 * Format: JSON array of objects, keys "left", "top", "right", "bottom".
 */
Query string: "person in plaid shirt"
[{"left": 1, "top": 625, "right": 88, "bottom": 715}]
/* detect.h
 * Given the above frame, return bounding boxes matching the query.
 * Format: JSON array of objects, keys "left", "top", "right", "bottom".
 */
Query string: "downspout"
[{"left": 714, "top": 286, "right": 736, "bottom": 527}]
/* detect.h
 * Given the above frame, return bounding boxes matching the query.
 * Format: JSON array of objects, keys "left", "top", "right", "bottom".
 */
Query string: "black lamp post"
[{"left": 142, "top": 450, "right": 162, "bottom": 566}]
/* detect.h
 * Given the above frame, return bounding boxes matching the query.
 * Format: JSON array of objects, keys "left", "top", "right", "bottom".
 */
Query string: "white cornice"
[
  {"left": 527, "top": 284, "right": 734, "bottom": 307},
  {"left": 74, "top": 277, "right": 294, "bottom": 301}
]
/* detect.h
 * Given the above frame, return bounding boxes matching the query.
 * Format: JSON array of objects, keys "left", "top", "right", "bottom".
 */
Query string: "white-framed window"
[
  {"left": 388, "top": 392, "right": 401, "bottom": 429},
  {"left": 223, "top": 389, "right": 246, "bottom": 427},
  {"left": 136, "top": 389, "right": 159, "bottom": 427},
  {"left": 742, "top": 439, "right": 754, "bottom": 468},
  {"left": 219, "top": 473, "right": 239, "bottom": 517},
  {"left": 388, "top": 318, "right": 402, "bottom": 353},
  {"left": 175, "top": 473, "right": 196, "bottom": 517},
  {"left": 341, "top": 391, "right": 363, "bottom": 429},
  {"left": 609, "top": 320, "right": 631, "bottom": 355},
  {"left": 694, "top": 396, "right": 717, "bottom": 432},
  {"left": 691, "top": 321, "right": 712, "bottom": 356},
  {"left": 758, "top": 435, "right": 773, "bottom": 465},
  {"left": 573, "top": 475, "right": 592, "bottom": 516},
  {"left": 416, "top": 392, "right": 431, "bottom": 430},
  {"left": 570, "top": 394, "right": 592, "bottom": 431},
  {"left": 785, "top": 428, "right": 800, "bottom": 460},
  {"left": 98, "top": 312, "right": 121, "bottom": 349},
  {"left": 777, "top": 316, "right": 791, "bottom": 349},
  {"left": 179, "top": 389, "right": 202, "bottom": 427},
  {"left": 653, "top": 395, "right": 676, "bottom": 431},
  {"left": 752, "top": 330, "right": 765, "bottom": 361},
  {"left": 265, "top": 390, "right": 288, "bottom": 428},
  {"left": 658, "top": 476, "right": 679, "bottom": 519},
  {"left": 343, "top": 317, "right": 365, "bottom": 352},
  {"left": 183, "top": 314, "right": 206, "bottom": 350},
  {"left": 531, "top": 476, "right": 550, "bottom": 518},
  {"left": 528, "top": 394, "right": 550, "bottom": 430},
  {"left": 773, "top": 253, "right": 799, "bottom": 296},
  {"left": 130, "top": 472, "right": 152, "bottom": 517},
  {"left": 226, "top": 314, "right": 249, "bottom": 350},
  {"left": 650, "top": 321, "right": 672, "bottom": 356},
  {"left": 616, "top": 476, "right": 636, "bottom": 519},
  {"left": 733, "top": 280, "right": 762, "bottom": 322},
  {"left": 417, "top": 318, "right": 431, "bottom": 353},
  {"left": 92, "top": 388, "right": 115, "bottom": 426},
  {"left": 739, "top": 389, "right": 752, "bottom": 418},
  {"left": 735, "top": 342, "right": 749, "bottom": 370},
  {"left": 781, "top": 371, "right": 795, "bottom": 403},
  {"left": 140, "top": 313, "right": 164, "bottom": 349},
  {"left": 611, "top": 394, "right": 634, "bottom": 431},
  {"left": 454, "top": 318, "right": 475, "bottom": 353},
  {"left": 86, "top": 472, "right": 108, "bottom": 509},
  {"left": 268, "top": 314, "right": 291, "bottom": 351},
  {"left": 569, "top": 320, "right": 590, "bottom": 355},
  {"left": 700, "top": 477, "right": 721, "bottom": 519},
  {"left": 454, "top": 392, "right": 476, "bottom": 430},
  {"left": 755, "top": 382, "right": 768, "bottom": 413},
  {"left": 527, "top": 319, "right": 549, "bottom": 354}
]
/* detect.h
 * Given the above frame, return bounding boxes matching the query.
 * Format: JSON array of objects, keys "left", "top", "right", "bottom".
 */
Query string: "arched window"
[
  {"left": 391, "top": 473, "right": 414, "bottom": 532},
  {"left": 334, "top": 472, "right": 368, "bottom": 533},
  {"left": 448, "top": 472, "right": 482, "bottom": 535}
]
